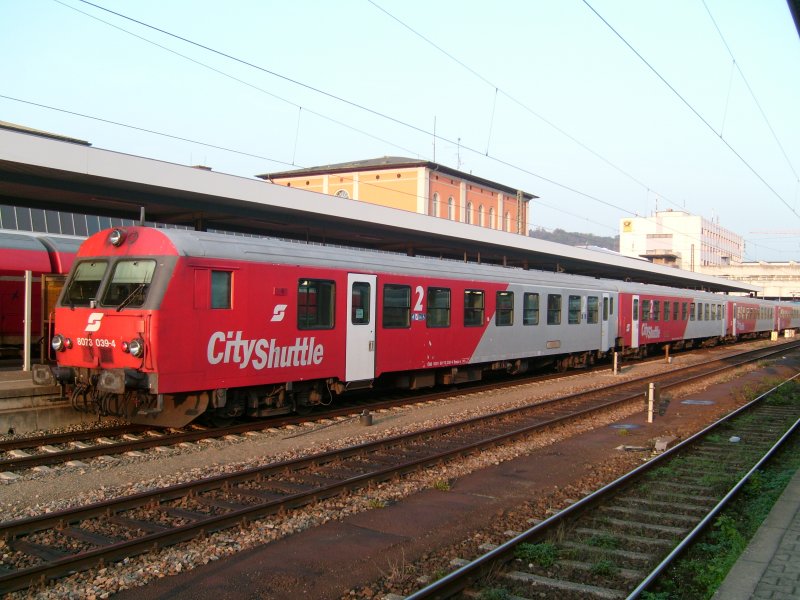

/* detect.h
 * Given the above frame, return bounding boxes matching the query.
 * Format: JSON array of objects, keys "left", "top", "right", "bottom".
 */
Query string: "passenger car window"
[
  {"left": 298, "top": 279, "right": 335, "bottom": 329},
  {"left": 383, "top": 284, "right": 411, "bottom": 328},
  {"left": 427, "top": 287, "right": 450, "bottom": 328},
  {"left": 496, "top": 291, "right": 513, "bottom": 326},
  {"left": 523, "top": 292, "right": 539, "bottom": 325},
  {"left": 464, "top": 289, "right": 485, "bottom": 327}
]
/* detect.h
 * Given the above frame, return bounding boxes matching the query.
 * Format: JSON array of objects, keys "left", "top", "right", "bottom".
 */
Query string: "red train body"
[
  {"left": 0, "top": 230, "right": 79, "bottom": 356},
  {"left": 33, "top": 227, "right": 800, "bottom": 427}
]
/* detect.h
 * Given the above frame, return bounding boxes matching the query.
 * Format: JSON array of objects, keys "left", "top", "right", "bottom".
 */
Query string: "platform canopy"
[{"left": 0, "top": 125, "right": 759, "bottom": 294}]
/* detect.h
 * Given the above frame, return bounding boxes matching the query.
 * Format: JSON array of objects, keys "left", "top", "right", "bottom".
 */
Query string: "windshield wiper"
[{"left": 116, "top": 283, "right": 146, "bottom": 312}]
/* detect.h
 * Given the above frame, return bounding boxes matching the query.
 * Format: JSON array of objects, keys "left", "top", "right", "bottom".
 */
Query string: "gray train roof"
[
  {"left": 159, "top": 228, "right": 735, "bottom": 302},
  {"left": 0, "top": 125, "right": 757, "bottom": 295}
]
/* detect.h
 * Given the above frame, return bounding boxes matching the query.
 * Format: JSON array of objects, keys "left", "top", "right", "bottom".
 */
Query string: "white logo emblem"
[
  {"left": 271, "top": 304, "right": 288, "bottom": 322},
  {"left": 85, "top": 312, "right": 104, "bottom": 332}
]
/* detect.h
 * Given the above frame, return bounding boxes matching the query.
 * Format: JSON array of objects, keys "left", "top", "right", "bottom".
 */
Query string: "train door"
[
  {"left": 601, "top": 293, "right": 611, "bottom": 350},
  {"left": 346, "top": 273, "right": 376, "bottom": 381},
  {"left": 631, "top": 295, "right": 640, "bottom": 349}
]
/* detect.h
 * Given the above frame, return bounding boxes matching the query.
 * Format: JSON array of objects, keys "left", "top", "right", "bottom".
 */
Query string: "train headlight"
[
  {"left": 109, "top": 228, "right": 126, "bottom": 246},
  {"left": 128, "top": 338, "right": 144, "bottom": 358},
  {"left": 51, "top": 334, "right": 66, "bottom": 352}
]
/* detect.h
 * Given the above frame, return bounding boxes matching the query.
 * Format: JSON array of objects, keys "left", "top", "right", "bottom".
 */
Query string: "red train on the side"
[{"left": 32, "top": 227, "right": 800, "bottom": 427}]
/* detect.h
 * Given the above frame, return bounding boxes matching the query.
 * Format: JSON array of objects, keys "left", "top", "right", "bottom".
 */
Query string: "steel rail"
[
  {"left": 404, "top": 371, "right": 800, "bottom": 599},
  {"left": 2, "top": 341, "right": 796, "bottom": 472},
  {"left": 0, "top": 343, "right": 797, "bottom": 594}
]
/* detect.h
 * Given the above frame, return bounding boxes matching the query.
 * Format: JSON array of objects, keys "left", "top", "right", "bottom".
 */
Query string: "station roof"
[{"left": 0, "top": 124, "right": 759, "bottom": 294}]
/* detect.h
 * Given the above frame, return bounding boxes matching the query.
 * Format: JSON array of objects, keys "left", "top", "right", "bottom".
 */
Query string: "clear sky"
[{"left": 1, "top": 0, "right": 798, "bottom": 261}]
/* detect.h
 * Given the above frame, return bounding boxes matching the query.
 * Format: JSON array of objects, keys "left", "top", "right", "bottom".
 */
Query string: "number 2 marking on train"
[{"left": 414, "top": 286, "right": 424, "bottom": 312}]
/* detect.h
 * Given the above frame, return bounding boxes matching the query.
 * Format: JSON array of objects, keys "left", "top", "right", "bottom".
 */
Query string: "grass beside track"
[{"left": 643, "top": 383, "right": 800, "bottom": 600}]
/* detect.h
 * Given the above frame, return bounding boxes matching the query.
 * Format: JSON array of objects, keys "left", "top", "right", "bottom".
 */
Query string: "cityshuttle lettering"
[
  {"left": 641, "top": 324, "right": 662, "bottom": 339},
  {"left": 207, "top": 331, "right": 324, "bottom": 370}
]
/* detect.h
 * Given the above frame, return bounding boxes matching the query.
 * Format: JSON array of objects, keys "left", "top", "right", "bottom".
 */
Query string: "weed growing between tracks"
[{"left": 644, "top": 383, "right": 800, "bottom": 600}]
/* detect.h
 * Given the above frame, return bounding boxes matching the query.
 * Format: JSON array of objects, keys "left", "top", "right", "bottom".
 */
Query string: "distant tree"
[{"left": 529, "top": 227, "right": 619, "bottom": 252}]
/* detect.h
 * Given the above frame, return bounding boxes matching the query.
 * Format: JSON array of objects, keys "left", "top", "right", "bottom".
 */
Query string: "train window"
[
  {"left": 673, "top": 302, "right": 679, "bottom": 321},
  {"left": 710, "top": 304, "right": 717, "bottom": 320},
  {"left": 633, "top": 298, "right": 639, "bottom": 321},
  {"left": 547, "top": 294, "right": 561, "bottom": 325},
  {"left": 602, "top": 297, "right": 608, "bottom": 321},
  {"left": 682, "top": 302, "right": 688, "bottom": 321},
  {"left": 663, "top": 301, "right": 670, "bottom": 321},
  {"left": 427, "top": 287, "right": 451, "bottom": 328},
  {"left": 383, "top": 284, "right": 411, "bottom": 328},
  {"left": 351, "top": 282, "right": 371, "bottom": 325},
  {"left": 652, "top": 301, "right": 660, "bottom": 322},
  {"left": 704, "top": 304, "right": 710, "bottom": 320},
  {"left": 62, "top": 260, "right": 108, "bottom": 307},
  {"left": 102, "top": 260, "right": 157, "bottom": 308},
  {"left": 210, "top": 271, "right": 232, "bottom": 309},
  {"left": 297, "top": 279, "right": 335, "bottom": 329},
  {"left": 587, "top": 296, "right": 599, "bottom": 324},
  {"left": 689, "top": 302, "right": 695, "bottom": 321},
  {"left": 496, "top": 291, "right": 514, "bottom": 326},
  {"left": 641, "top": 300, "right": 651, "bottom": 321},
  {"left": 523, "top": 292, "right": 539, "bottom": 325},
  {"left": 464, "top": 289, "right": 485, "bottom": 327},
  {"left": 568, "top": 295, "right": 581, "bottom": 324},
  {"left": 609, "top": 297, "right": 614, "bottom": 315}
]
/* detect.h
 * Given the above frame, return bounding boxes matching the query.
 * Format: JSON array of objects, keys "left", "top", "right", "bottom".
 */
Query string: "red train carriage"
[
  {"left": 0, "top": 230, "right": 79, "bottom": 357},
  {"left": 33, "top": 226, "right": 798, "bottom": 428},
  {"left": 34, "top": 227, "right": 621, "bottom": 426}
]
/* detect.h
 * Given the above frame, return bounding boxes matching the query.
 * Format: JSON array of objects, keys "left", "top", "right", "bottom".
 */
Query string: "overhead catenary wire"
[{"left": 24, "top": 0, "right": 789, "bottom": 262}]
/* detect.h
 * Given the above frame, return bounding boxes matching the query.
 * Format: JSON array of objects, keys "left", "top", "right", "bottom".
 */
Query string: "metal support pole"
[
  {"left": 613, "top": 351, "right": 618, "bottom": 375},
  {"left": 23, "top": 270, "right": 32, "bottom": 372}
]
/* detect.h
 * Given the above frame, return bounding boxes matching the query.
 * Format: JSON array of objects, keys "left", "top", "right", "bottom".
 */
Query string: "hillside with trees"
[{"left": 529, "top": 227, "right": 619, "bottom": 252}]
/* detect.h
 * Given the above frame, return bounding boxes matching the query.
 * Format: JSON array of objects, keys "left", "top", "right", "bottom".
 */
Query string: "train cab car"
[{"left": 34, "top": 226, "right": 623, "bottom": 427}]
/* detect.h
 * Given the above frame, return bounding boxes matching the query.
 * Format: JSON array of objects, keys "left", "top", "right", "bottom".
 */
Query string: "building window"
[
  {"left": 429, "top": 192, "right": 439, "bottom": 217},
  {"left": 478, "top": 205, "right": 484, "bottom": 227},
  {"left": 447, "top": 197, "right": 454, "bottom": 220},
  {"left": 504, "top": 212, "right": 511, "bottom": 232},
  {"left": 465, "top": 202, "right": 473, "bottom": 225}
]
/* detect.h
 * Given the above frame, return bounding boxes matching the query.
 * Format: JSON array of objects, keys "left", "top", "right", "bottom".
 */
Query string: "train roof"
[{"left": 88, "top": 227, "right": 736, "bottom": 301}]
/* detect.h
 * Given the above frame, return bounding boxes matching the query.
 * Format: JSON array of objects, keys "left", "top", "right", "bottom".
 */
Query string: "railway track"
[
  {"left": 405, "top": 375, "right": 800, "bottom": 600},
  {"left": 1, "top": 340, "right": 793, "bottom": 474},
  {"left": 1, "top": 342, "right": 797, "bottom": 594}
]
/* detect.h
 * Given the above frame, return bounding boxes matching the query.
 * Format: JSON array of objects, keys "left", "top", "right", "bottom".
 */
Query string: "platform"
[
  {"left": 713, "top": 466, "right": 800, "bottom": 600},
  {"left": 0, "top": 367, "right": 84, "bottom": 434}
]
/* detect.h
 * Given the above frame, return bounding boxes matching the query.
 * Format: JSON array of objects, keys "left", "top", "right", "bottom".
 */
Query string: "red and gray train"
[{"left": 32, "top": 226, "right": 800, "bottom": 428}]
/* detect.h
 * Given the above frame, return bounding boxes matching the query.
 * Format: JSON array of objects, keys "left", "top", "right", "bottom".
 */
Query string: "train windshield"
[
  {"left": 62, "top": 261, "right": 108, "bottom": 307},
  {"left": 102, "top": 259, "right": 157, "bottom": 309}
]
